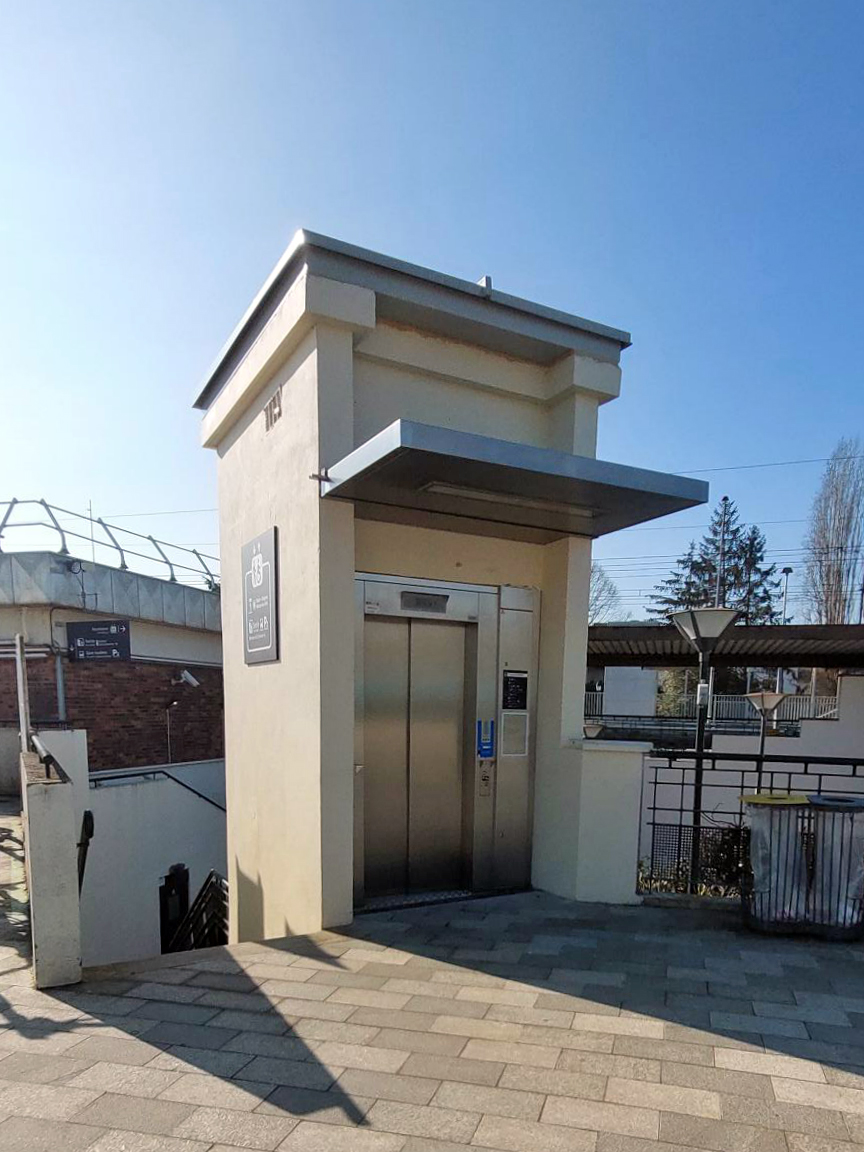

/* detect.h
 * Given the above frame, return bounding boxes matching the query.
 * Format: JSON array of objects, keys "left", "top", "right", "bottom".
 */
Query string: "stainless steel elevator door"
[{"left": 363, "top": 616, "right": 467, "bottom": 896}]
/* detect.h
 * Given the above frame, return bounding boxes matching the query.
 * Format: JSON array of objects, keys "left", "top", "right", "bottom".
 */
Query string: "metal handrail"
[
  {"left": 30, "top": 732, "right": 71, "bottom": 783},
  {"left": 166, "top": 869, "right": 228, "bottom": 953},
  {"left": 90, "top": 768, "right": 226, "bottom": 811},
  {"left": 0, "top": 498, "right": 220, "bottom": 589}
]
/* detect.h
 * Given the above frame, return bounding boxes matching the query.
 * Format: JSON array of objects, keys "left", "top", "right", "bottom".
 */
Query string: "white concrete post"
[
  {"left": 575, "top": 741, "right": 650, "bottom": 904},
  {"left": 20, "top": 751, "right": 82, "bottom": 987}
]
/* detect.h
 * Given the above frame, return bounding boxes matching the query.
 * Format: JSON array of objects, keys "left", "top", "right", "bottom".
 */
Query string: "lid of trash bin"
[
  {"left": 807, "top": 794, "right": 864, "bottom": 810},
  {"left": 740, "top": 793, "right": 809, "bottom": 806}
]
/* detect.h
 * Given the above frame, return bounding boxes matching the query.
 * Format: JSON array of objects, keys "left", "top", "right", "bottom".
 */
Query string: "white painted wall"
[
  {"left": 79, "top": 767, "right": 227, "bottom": 966},
  {"left": 602, "top": 666, "right": 658, "bottom": 717},
  {"left": 20, "top": 750, "right": 81, "bottom": 987},
  {"left": 33, "top": 730, "right": 227, "bottom": 967},
  {"left": 576, "top": 741, "right": 650, "bottom": 904}
]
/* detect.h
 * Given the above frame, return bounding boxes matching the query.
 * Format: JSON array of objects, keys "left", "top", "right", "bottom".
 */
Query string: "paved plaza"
[{"left": 2, "top": 848, "right": 864, "bottom": 1150}]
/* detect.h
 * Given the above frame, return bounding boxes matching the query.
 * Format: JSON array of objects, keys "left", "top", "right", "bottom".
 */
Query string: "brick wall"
[{"left": 0, "top": 657, "right": 223, "bottom": 770}]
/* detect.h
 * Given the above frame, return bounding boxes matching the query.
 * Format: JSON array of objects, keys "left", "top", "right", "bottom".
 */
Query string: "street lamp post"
[
  {"left": 776, "top": 567, "right": 793, "bottom": 692},
  {"left": 671, "top": 606, "right": 741, "bottom": 892},
  {"left": 746, "top": 690, "right": 788, "bottom": 792}
]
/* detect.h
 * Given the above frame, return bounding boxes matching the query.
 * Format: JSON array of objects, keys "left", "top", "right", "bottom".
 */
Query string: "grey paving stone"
[
  {"left": 278, "top": 1121, "right": 406, "bottom": 1152},
  {"left": 0, "top": 1050, "right": 96, "bottom": 1084},
  {"left": 519, "top": 1025, "right": 614, "bottom": 1053},
  {"left": 0, "top": 1115, "right": 105, "bottom": 1152},
  {"left": 472, "top": 1113, "right": 597, "bottom": 1152},
  {"left": 239, "top": 1057, "right": 338, "bottom": 1091},
  {"left": 558, "top": 1049, "right": 658, "bottom": 1080},
  {"left": 137, "top": 1022, "right": 240, "bottom": 1051},
  {"left": 65, "top": 1037, "right": 163, "bottom": 1068},
  {"left": 710, "top": 1012, "right": 808, "bottom": 1038},
  {"left": 404, "top": 996, "right": 490, "bottom": 1019},
  {"left": 136, "top": 1002, "right": 220, "bottom": 1026},
  {"left": 147, "top": 1045, "right": 256, "bottom": 1077},
  {"left": 289, "top": 1020, "right": 383, "bottom": 1046},
  {"left": 368, "top": 1099, "right": 480, "bottom": 1142},
  {"left": 69, "top": 1062, "right": 182, "bottom": 1098},
  {"left": 266, "top": 1000, "right": 355, "bottom": 1023},
  {"left": 222, "top": 1032, "right": 311, "bottom": 1062},
  {"left": 541, "top": 1095, "right": 659, "bottom": 1139},
  {"left": 173, "top": 1105, "right": 298, "bottom": 1148},
  {"left": 259, "top": 982, "right": 338, "bottom": 1003},
  {"left": 824, "top": 1064, "right": 864, "bottom": 1090},
  {"left": 430, "top": 1019, "right": 523, "bottom": 1044},
  {"left": 594, "top": 1137, "right": 697, "bottom": 1152},
  {"left": 205, "top": 1011, "right": 289, "bottom": 1035},
  {"left": 192, "top": 990, "right": 278, "bottom": 1013},
  {"left": 310, "top": 1042, "right": 409, "bottom": 1073},
  {"left": 460, "top": 1039, "right": 560, "bottom": 1069},
  {"left": 659, "top": 1113, "right": 788, "bottom": 1152},
  {"left": 771, "top": 1076, "right": 864, "bottom": 1115},
  {"left": 485, "top": 1004, "right": 575, "bottom": 1029},
  {"left": 255, "top": 1085, "right": 373, "bottom": 1125},
  {"left": 307, "top": 970, "right": 389, "bottom": 991},
  {"left": 432, "top": 1080, "right": 543, "bottom": 1121},
  {"left": 499, "top": 1063, "right": 606, "bottom": 1100},
  {"left": 660, "top": 1060, "right": 775, "bottom": 1100},
  {"left": 129, "top": 984, "right": 206, "bottom": 1004},
  {"left": 369, "top": 1029, "right": 466, "bottom": 1057},
  {"left": 159, "top": 1074, "right": 276, "bottom": 1111},
  {"left": 807, "top": 1024, "right": 864, "bottom": 1049},
  {"left": 336, "top": 1067, "right": 439, "bottom": 1104},
  {"left": 87, "top": 1133, "right": 213, "bottom": 1152},
  {"left": 0, "top": 1081, "right": 103, "bottom": 1120},
  {"left": 401, "top": 1053, "right": 502, "bottom": 1087},
  {"left": 71, "top": 1093, "right": 196, "bottom": 1135},
  {"left": 719, "top": 1093, "right": 852, "bottom": 1139},
  {"left": 0, "top": 1028, "right": 91, "bottom": 1055}
]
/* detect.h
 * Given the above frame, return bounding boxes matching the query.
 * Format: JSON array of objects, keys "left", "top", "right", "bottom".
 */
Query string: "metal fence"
[
  {"left": 587, "top": 691, "right": 837, "bottom": 721},
  {"left": 640, "top": 749, "right": 864, "bottom": 898}
]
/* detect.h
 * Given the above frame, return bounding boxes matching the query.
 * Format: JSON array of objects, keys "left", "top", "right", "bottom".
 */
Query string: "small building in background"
[{"left": 0, "top": 546, "right": 223, "bottom": 789}]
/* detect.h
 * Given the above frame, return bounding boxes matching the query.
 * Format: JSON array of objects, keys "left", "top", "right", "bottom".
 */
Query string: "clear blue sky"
[{"left": 2, "top": 1, "right": 862, "bottom": 615}]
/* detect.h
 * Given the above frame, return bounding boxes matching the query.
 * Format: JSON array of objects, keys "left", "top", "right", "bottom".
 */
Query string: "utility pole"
[
  {"left": 776, "top": 566, "right": 793, "bottom": 692},
  {"left": 708, "top": 496, "right": 730, "bottom": 719}
]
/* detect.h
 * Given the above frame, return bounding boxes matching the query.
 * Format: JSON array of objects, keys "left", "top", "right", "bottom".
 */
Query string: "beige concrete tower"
[{"left": 195, "top": 232, "right": 706, "bottom": 941}]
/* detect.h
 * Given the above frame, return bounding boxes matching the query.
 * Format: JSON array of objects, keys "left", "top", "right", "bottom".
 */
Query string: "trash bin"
[
  {"left": 808, "top": 795, "right": 864, "bottom": 933},
  {"left": 742, "top": 794, "right": 809, "bottom": 928}
]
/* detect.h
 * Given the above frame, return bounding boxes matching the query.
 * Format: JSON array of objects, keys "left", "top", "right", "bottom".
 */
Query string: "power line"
[{"left": 675, "top": 453, "right": 864, "bottom": 476}]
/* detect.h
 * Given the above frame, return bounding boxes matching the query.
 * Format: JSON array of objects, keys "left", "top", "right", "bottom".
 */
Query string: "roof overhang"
[
  {"left": 194, "top": 230, "right": 632, "bottom": 412},
  {"left": 589, "top": 623, "right": 864, "bottom": 669},
  {"left": 321, "top": 421, "right": 708, "bottom": 544}
]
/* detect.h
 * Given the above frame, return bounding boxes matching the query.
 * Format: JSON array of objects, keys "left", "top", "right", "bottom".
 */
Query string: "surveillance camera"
[{"left": 180, "top": 670, "right": 200, "bottom": 688}]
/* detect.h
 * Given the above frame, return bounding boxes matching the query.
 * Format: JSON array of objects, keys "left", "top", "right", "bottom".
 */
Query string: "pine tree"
[{"left": 649, "top": 499, "right": 779, "bottom": 624}]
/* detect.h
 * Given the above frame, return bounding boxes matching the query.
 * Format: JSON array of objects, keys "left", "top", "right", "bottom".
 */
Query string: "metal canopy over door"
[{"left": 363, "top": 616, "right": 467, "bottom": 896}]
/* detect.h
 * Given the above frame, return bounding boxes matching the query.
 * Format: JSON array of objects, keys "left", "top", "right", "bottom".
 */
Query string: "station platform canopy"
[
  {"left": 588, "top": 622, "right": 864, "bottom": 669},
  {"left": 321, "top": 419, "right": 708, "bottom": 544}
]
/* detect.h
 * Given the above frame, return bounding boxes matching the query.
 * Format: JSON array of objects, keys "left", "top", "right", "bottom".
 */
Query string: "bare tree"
[
  {"left": 590, "top": 562, "right": 623, "bottom": 624},
  {"left": 804, "top": 437, "right": 864, "bottom": 624}
]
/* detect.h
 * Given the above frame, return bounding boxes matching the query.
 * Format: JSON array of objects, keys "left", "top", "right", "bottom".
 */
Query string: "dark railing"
[
  {"left": 641, "top": 749, "right": 864, "bottom": 901},
  {"left": 166, "top": 870, "right": 228, "bottom": 953},
  {"left": 90, "top": 768, "right": 226, "bottom": 812},
  {"left": 594, "top": 715, "right": 800, "bottom": 749},
  {"left": 30, "top": 732, "right": 71, "bottom": 783}
]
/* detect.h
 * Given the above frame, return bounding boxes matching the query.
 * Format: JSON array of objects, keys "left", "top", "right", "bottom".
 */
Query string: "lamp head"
[
  {"left": 746, "top": 691, "right": 787, "bottom": 718},
  {"left": 671, "top": 607, "right": 741, "bottom": 655}
]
